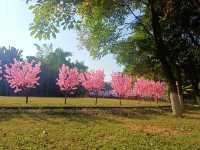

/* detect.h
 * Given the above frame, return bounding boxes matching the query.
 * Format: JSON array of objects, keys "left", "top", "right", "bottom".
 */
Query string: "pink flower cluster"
[
  {"left": 4, "top": 59, "right": 41, "bottom": 93},
  {"left": 57, "top": 64, "right": 79, "bottom": 93},
  {"left": 2, "top": 59, "right": 166, "bottom": 101},
  {"left": 111, "top": 73, "right": 132, "bottom": 98},
  {"left": 131, "top": 79, "right": 166, "bottom": 99},
  {"left": 111, "top": 75, "right": 166, "bottom": 100},
  {"left": 80, "top": 70, "right": 104, "bottom": 93}
]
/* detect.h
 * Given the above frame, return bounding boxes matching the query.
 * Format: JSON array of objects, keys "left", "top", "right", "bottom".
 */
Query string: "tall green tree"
[
  {"left": 27, "top": 0, "right": 200, "bottom": 116},
  {"left": 33, "top": 43, "right": 88, "bottom": 96},
  {"left": 34, "top": 43, "right": 73, "bottom": 72}
]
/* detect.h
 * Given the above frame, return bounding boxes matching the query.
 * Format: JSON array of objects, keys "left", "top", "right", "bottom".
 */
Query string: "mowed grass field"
[
  {"left": 0, "top": 96, "right": 168, "bottom": 107},
  {"left": 0, "top": 96, "right": 199, "bottom": 149}
]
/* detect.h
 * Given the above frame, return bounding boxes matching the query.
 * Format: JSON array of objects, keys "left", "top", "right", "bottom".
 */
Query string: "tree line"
[
  {"left": 0, "top": 45, "right": 88, "bottom": 97},
  {"left": 26, "top": 0, "right": 200, "bottom": 116},
  {"left": 2, "top": 57, "right": 166, "bottom": 105}
]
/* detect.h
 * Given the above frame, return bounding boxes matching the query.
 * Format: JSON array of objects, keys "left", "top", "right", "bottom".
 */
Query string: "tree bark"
[
  {"left": 26, "top": 96, "right": 28, "bottom": 104},
  {"left": 149, "top": 0, "right": 182, "bottom": 116},
  {"left": 175, "top": 65, "right": 185, "bottom": 111},
  {"left": 156, "top": 98, "right": 158, "bottom": 104},
  {"left": 119, "top": 97, "right": 122, "bottom": 105},
  {"left": 64, "top": 93, "right": 67, "bottom": 104},
  {"left": 169, "top": 90, "right": 182, "bottom": 116},
  {"left": 95, "top": 90, "right": 98, "bottom": 105},
  {"left": 24, "top": 89, "right": 29, "bottom": 104},
  {"left": 95, "top": 97, "right": 98, "bottom": 105},
  {"left": 176, "top": 81, "right": 184, "bottom": 111}
]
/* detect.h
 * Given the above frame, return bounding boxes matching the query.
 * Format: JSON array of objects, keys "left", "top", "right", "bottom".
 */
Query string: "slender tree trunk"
[
  {"left": 169, "top": 84, "right": 182, "bottom": 117},
  {"left": 24, "top": 89, "right": 29, "bottom": 104},
  {"left": 176, "top": 81, "right": 184, "bottom": 111},
  {"left": 119, "top": 97, "right": 122, "bottom": 105},
  {"left": 167, "top": 86, "right": 171, "bottom": 103},
  {"left": 176, "top": 65, "right": 184, "bottom": 111},
  {"left": 149, "top": 0, "right": 182, "bottom": 117},
  {"left": 95, "top": 97, "right": 98, "bottom": 105},
  {"left": 64, "top": 93, "right": 67, "bottom": 104},
  {"left": 26, "top": 96, "right": 28, "bottom": 104},
  {"left": 95, "top": 90, "right": 98, "bottom": 105}
]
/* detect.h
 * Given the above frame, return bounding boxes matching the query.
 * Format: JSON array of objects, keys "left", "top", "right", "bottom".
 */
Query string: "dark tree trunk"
[
  {"left": 119, "top": 97, "right": 122, "bottom": 106},
  {"left": 26, "top": 96, "right": 28, "bottom": 104},
  {"left": 176, "top": 81, "right": 184, "bottom": 111},
  {"left": 156, "top": 98, "right": 158, "bottom": 104},
  {"left": 64, "top": 93, "right": 67, "bottom": 104},
  {"left": 95, "top": 97, "right": 98, "bottom": 105},
  {"left": 95, "top": 90, "right": 98, "bottom": 105},
  {"left": 24, "top": 89, "right": 29, "bottom": 104},
  {"left": 176, "top": 66, "right": 184, "bottom": 111},
  {"left": 149, "top": 0, "right": 182, "bottom": 117}
]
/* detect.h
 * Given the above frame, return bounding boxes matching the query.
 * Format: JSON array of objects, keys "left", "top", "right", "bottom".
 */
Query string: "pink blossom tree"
[
  {"left": 57, "top": 64, "right": 79, "bottom": 104},
  {"left": 4, "top": 59, "right": 41, "bottom": 103},
  {"left": 80, "top": 70, "right": 104, "bottom": 105},
  {"left": 133, "top": 79, "right": 166, "bottom": 102},
  {"left": 111, "top": 73, "right": 132, "bottom": 105}
]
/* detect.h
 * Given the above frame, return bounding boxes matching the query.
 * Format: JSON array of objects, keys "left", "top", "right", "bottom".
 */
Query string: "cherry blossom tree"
[
  {"left": 80, "top": 70, "right": 104, "bottom": 105},
  {"left": 111, "top": 73, "right": 132, "bottom": 105},
  {"left": 133, "top": 79, "right": 166, "bottom": 102},
  {"left": 57, "top": 64, "right": 79, "bottom": 104},
  {"left": 4, "top": 59, "right": 41, "bottom": 103}
]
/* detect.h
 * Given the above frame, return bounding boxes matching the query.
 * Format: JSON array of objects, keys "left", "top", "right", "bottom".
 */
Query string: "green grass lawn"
[
  {"left": 0, "top": 97, "right": 199, "bottom": 149},
  {"left": 0, "top": 96, "right": 168, "bottom": 107}
]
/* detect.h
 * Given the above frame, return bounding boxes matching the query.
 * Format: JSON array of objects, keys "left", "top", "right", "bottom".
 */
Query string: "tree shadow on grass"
[
  {"left": 100, "top": 108, "right": 170, "bottom": 120},
  {"left": 0, "top": 110, "right": 120, "bottom": 125},
  {"left": 0, "top": 107, "right": 170, "bottom": 125}
]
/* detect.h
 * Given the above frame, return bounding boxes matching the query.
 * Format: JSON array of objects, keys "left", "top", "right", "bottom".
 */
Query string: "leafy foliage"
[
  {"left": 27, "top": 0, "right": 200, "bottom": 115},
  {"left": 27, "top": 0, "right": 200, "bottom": 84}
]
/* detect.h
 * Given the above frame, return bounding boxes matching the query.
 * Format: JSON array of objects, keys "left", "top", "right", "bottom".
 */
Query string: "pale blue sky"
[{"left": 0, "top": 0, "right": 122, "bottom": 81}]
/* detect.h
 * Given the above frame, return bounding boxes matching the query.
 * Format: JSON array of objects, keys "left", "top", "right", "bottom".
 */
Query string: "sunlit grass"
[
  {"left": 0, "top": 105, "right": 199, "bottom": 149},
  {"left": 0, "top": 96, "right": 169, "bottom": 107}
]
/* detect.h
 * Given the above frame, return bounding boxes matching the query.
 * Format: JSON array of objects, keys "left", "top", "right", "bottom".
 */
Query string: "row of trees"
[
  {"left": 0, "top": 45, "right": 88, "bottom": 97},
  {"left": 26, "top": 0, "right": 200, "bottom": 116},
  {"left": 2, "top": 59, "right": 166, "bottom": 105}
]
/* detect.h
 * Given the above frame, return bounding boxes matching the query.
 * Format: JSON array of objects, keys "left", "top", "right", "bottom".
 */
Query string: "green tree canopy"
[
  {"left": 34, "top": 43, "right": 88, "bottom": 72},
  {"left": 27, "top": 0, "right": 200, "bottom": 116}
]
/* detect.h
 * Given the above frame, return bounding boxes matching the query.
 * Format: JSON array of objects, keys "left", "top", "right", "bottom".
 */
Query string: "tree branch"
[{"left": 119, "top": 0, "right": 154, "bottom": 38}]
